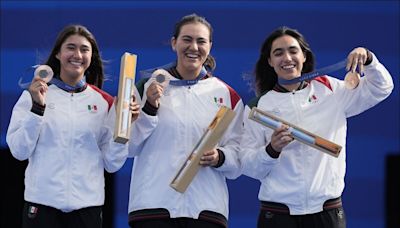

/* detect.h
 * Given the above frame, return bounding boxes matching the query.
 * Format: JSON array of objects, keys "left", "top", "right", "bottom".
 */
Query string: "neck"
[
  {"left": 176, "top": 65, "right": 201, "bottom": 80},
  {"left": 60, "top": 74, "right": 83, "bottom": 86},
  {"left": 280, "top": 82, "right": 302, "bottom": 92}
]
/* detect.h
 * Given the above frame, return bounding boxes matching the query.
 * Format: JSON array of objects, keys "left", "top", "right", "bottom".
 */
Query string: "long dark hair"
[
  {"left": 254, "top": 26, "right": 315, "bottom": 95},
  {"left": 45, "top": 24, "right": 105, "bottom": 88},
  {"left": 173, "top": 13, "right": 216, "bottom": 71}
]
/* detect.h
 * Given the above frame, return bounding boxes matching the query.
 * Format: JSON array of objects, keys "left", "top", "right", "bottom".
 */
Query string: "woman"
[
  {"left": 240, "top": 26, "right": 393, "bottom": 228},
  {"left": 127, "top": 14, "right": 244, "bottom": 228},
  {"left": 7, "top": 24, "right": 140, "bottom": 228}
]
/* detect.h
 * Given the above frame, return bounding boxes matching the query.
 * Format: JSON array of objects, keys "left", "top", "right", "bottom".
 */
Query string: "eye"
[{"left": 81, "top": 47, "right": 91, "bottom": 53}]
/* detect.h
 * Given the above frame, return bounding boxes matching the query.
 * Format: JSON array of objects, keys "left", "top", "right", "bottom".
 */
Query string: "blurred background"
[{"left": 1, "top": 1, "right": 399, "bottom": 228}]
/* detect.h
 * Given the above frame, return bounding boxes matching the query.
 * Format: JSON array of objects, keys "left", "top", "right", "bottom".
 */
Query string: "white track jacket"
[
  {"left": 128, "top": 76, "right": 244, "bottom": 220},
  {"left": 7, "top": 84, "right": 128, "bottom": 212},
  {"left": 240, "top": 52, "right": 393, "bottom": 215}
]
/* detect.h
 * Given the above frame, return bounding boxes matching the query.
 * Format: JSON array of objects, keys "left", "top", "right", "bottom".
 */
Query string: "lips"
[
  {"left": 186, "top": 53, "right": 200, "bottom": 59},
  {"left": 69, "top": 60, "right": 83, "bottom": 66},
  {"left": 281, "top": 64, "right": 295, "bottom": 69}
]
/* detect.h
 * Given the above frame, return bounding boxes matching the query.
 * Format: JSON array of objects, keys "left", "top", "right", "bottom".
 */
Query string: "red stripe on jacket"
[
  {"left": 89, "top": 85, "right": 114, "bottom": 111},
  {"left": 313, "top": 76, "right": 333, "bottom": 91},
  {"left": 217, "top": 79, "right": 241, "bottom": 110}
]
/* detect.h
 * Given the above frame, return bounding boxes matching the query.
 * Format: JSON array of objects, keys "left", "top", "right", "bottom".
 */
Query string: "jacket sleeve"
[
  {"left": 239, "top": 105, "right": 280, "bottom": 180},
  {"left": 214, "top": 99, "right": 244, "bottom": 179},
  {"left": 6, "top": 91, "right": 44, "bottom": 161},
  {"left": 333, "top": 52, "right": 394, "bottom": 117},
  {"left": 128, "top": 82, "right": 158, "bottom": 157},
  {"left": 99, "top": 102, "right": 129, "bottom": 173}
]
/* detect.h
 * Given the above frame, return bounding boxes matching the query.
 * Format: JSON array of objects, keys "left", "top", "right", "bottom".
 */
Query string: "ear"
[
  {"left": 55, "top": 53, "right": 60, "bottom": 60},
  {"left": 268, "top": 58, "right": 273, "bottom": 67},
  {"left": 171, "top": 37, "right": 176, "bottom": 52}
]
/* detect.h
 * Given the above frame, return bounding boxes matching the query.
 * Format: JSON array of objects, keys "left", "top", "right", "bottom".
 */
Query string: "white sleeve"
[
  {"left": 6, "top": 91, "right": 44, "bottom": 161},
  {"left": 128, "top": 83, "right": 158, "bottom": 157},
  {"left": 239, "top": 105, "right": 280, "bottom": 180},
  {"left": 333, "top": 52, "right": 394, "bottom": 117},
  {"left": 100, "top": 102, "right": 129, "bottom": 173},
  {"left": 215, "top": 99, "right": 244, "bottom": 179},
  {"left": 128, "top": 110, "right": 158, "bottom": 157}
]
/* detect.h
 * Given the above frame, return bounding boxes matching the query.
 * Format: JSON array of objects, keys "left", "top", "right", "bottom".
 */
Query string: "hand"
[
  {"left": 130, "top": 95, "right": 140, "bottom": 122},
  {"left": 270, "top": 125, "right": 294, "bottom": 152},
  {"left": 146, "top": 81, "right": 164, "bottom": 108},
  {"left": 346, "top": 47, "right": 369, "bottom": 74},
  {"left": 200, "top": 149, "right": 219, "bottom": 167},
  {"left": 28, "top": 77, "right": 48, "bottom": 106}
]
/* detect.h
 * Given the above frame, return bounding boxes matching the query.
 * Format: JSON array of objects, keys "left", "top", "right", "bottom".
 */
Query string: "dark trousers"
[
  {"left": 257, "top": 198, "right": 346, "bottom": 228},
  {"left": 22, "top": 201, "right": 102, "bottom": 228},
  {"left": 129, "top": 208, "right": 226, "bottom": 228},
  {"left": 130, "top": 218, "right": 224, "bottom": 228}
]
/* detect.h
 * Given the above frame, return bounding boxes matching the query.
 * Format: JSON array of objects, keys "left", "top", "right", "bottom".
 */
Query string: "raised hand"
[{"left": 28, "top": 77, "right": 48, "bottom": 106}]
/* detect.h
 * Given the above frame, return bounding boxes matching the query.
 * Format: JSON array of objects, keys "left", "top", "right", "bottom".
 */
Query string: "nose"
[
  {"left": 282, "top": 52, "right": 292, "bottom": 61},
  {"left": 189, "top": 41, "right": 198, "bottom": 51},
  {"left": 73, "top": 49, "right": 83, "bottom": 58}
]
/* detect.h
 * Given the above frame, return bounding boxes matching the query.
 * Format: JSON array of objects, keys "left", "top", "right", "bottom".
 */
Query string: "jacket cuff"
[
  {"left": 265, "top": 143, "right": 281, "bottom": 159},
  {"left": 142, "top": 100, "right": 158, "bottom": 116},
  {"left": 214, "top": 149, "right": 225, "bottom": 168},
  {"left": 31, "top": 100, "right": 46, "bottom": 116},
  {"left": 364, "top": 48, "right": 373, "bottom": 66}
]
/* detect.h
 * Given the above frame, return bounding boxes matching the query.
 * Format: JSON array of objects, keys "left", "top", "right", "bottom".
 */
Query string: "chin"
[
  {"left": 68, "top": 72, "right": 84, "bottom": 79},
  {"left": 185, "top": 63, "right": 201, "bottom": 71}
]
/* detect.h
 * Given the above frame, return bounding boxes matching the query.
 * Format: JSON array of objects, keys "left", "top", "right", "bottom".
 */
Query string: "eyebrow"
[
  {"left": 65, "top": 43, "right": 91, "bottom": 49},
  {"left": 181, "top": 35, "right": 208, "bottom": 41},
  {"left": 272, "top": 45, "right": 300, "bottom": 54}
]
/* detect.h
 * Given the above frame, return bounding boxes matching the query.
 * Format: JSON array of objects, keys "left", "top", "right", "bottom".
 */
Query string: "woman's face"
[
  {"left": 268, "top": 35, "right": 306, "bottom": 80},
  {"left": 56, "top": 34, "right": 92, "bottom": 82},
  {"left": 171, "top": 22, "right": 212, "bottom": 76}
]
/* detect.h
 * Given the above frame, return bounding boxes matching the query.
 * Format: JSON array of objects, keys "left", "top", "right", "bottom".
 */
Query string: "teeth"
[
  {"left": 70, "top": 61, "right": 82, "bottom": 66},
  {"left": 186, "top": 53, "right": 198, "bottom": 58},
  {"left": 282, "top": 65, "right": 295, "bottom": 69}
]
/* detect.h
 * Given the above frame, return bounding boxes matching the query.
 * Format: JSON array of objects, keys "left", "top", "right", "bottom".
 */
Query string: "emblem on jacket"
[
  {"left": 88, "top": 104, "right": 98, "bottom": 113},
  {"left": 213, "top": 97, "right": 224, "bottom": 107},
  {"left": 308, "top": 94, "right": 318, "bottom": 104},
  {"left": 27, "top": 205, "right": 38, "bottom": 219}
]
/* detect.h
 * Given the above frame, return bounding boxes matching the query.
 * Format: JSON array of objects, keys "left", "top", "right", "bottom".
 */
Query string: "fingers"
[
  {"left": 346, "top": 47, "right": 368, "bottom": 74},
  {"left": 270, "top": 125, "right": 294, "bottom": 152},
  {"left": 200, "top": 149, "right": 219, "bottom": 166},
  {"left": 28, "top": 78, "right": 48, "bottom": 105},
  {"left": 129, "top": 103, "right": 140, "bottom": 112},
  {"left": 146, "top": 82, "right": 164, "bottom": 107},
  {"left": 129, "top": 95, "right": 140, "bottom": 122},
  {"left": 130, "top": 95, "right": 139, "bottom": 110},
  {"left": 29, "top": 77, "right": 48, "bottom": 93}
]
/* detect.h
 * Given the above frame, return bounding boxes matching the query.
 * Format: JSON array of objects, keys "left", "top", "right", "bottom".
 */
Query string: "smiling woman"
[
  {"left": 239, "top": 26, "right": 394, "bottom": 228},
  {"left": 44, "top": 25, "right": 104, "bottom": 90},
  {"left": 55, "top": 34, "right": 92, "bottom": 86},
  {"left": 127, "top": 14, "right": 244, "bottom": 228},
  {"left": 6, "top": 24, "right": 140, "bottom": 228},
  {"left": 171, "top": 22, "right": 213, "bottom": 80}
]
